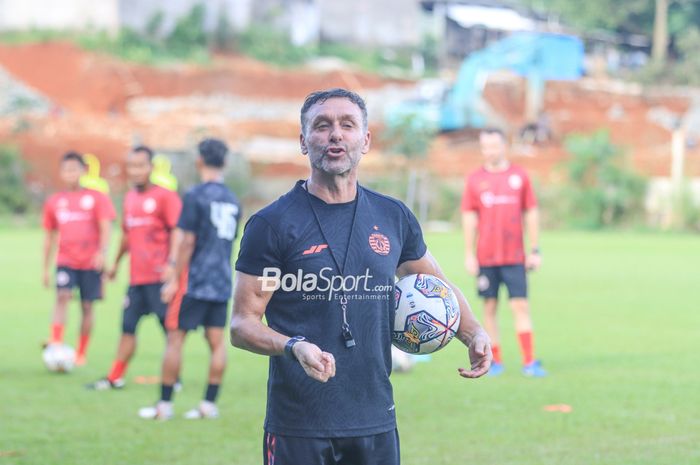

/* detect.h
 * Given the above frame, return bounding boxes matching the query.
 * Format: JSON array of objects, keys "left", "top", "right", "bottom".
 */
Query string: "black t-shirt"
[
  {"left": 235, "top": 181, "right": 427, "bottom": 438},
  {"left": 178, "top": 182, "right": 241, "bottom": 302}
]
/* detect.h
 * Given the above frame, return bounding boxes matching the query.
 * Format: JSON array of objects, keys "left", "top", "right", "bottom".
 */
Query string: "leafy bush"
[
  {"left": 235, "top": 26, "right": 417, "bottom": 74},
  {"left": 0, "top": 29, "right": 68, "bottom": 45},
  {"left": 78, "top": 6, "right": 210, "bottom": 64},
  {"left": 383, "top": 113, "right": 437, "bottom": 160},
  {"left": 212, "top": 12, "right": 236, "bottom": 52},
  {"left": 561, "top": 130, "right": 647, "bottom": 228},
  {"left": 632, "top": 27, "right": 700, "bottom": 86},
  {"left": 236, "top": 25, "right": 312, "bottom": 67},
  {"left": 0, "top": 145, "right": 31, "bottom": 214},
  {"left": 674, "top": 182, "right": 700, "bottom": 231},
  {"left": 166, "top": 4, "right": 207, "bottom": 55},
  {"left": 223, "top": 151, "right": 252, "bottom": 200}
]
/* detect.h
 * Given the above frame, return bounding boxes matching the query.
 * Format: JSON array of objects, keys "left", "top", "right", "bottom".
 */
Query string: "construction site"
[{"left": 1, "top": 6, "right": 699, "bottom": 226}]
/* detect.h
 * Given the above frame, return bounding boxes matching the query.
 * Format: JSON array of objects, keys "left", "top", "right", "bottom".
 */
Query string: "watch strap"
[{"left": 284, "top": 336, "right": 306, "bottom": 361}]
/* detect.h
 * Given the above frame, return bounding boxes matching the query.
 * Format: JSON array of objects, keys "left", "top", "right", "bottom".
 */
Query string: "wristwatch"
[{"left": 284, "top": 336, "right": 306, "bottom": 361}]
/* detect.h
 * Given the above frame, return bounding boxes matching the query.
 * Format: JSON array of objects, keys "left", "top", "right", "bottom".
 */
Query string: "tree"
[
  {"left": 383, "top": 114, "right": 437, "bottom": 222},
  {"left": 0, "top": 145, "right": 31, "bottom": 214},
  {"left": 519, "top": 0, "right": 700, "bottom": 78},
  {"left": 563, "top": 130, "right": 647, "bottom": 228},
  {"left": 520, "top": 0, "right": 653, "bottom": 33},
  {"left": 652, "top": 0, "right": 669, "bottom": 63}
]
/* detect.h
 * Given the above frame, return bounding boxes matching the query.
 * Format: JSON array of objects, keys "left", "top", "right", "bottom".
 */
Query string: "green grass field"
[{"left": 1, "top": 228, "right": 699, "bottom": 465}]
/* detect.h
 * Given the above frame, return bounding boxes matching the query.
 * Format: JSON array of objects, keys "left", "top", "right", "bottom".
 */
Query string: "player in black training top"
[
  {"left": 139, "top": 138, "right": 241, "bottom": 420},
  {"left": 231, "top": 88, "right": 492, "bottom": 465}
]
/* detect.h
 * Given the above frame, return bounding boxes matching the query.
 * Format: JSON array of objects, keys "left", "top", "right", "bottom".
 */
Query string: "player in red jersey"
[
  {"left": 461, "top": 128, "right": 546, "bottom": 377},
  {"left": 86, "top": 145, "right": 184, "bottom": 390},
  {"left": 42, "top": 152, "right": 116, "bottom": 365}
]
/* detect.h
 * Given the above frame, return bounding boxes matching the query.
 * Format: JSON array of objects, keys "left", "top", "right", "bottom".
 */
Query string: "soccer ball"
[
  {"left": 42, "top": 343, "right": 76, "bottom": 373},
  {"left": 392, "top": 274, "right": 461, "bottom": 355}
]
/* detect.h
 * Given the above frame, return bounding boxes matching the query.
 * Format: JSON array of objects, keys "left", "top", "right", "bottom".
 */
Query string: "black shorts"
[
  {"left": 263, "top": 429, "right": 400, "bottom": 465},
  {"left": 122, "top": 284, "right": 168, "bottom": 334},
  {"left": 56, "top": 266, "right": 102, "bottom": 301},
  {"left": 477, "top": 264, "right": 528, "bottom": 299},
  {"left": 172, "top": 295, "right": 228, "bottom": 331}
]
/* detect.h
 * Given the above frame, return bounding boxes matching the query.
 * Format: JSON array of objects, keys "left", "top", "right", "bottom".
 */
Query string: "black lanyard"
[{"left": 303, "top": 181, "right": 360, "bottom": 348}]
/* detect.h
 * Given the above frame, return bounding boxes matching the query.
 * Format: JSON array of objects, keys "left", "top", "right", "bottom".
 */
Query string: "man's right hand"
[
  {"left": 160, "top": 263, "right": 176, "bottom": 283},
  {"left": 465, "top": 254, "right": 479, "bottom": 276},
  {"left": 160, "top": 278, "right": 179, "bottom": 304},
  {"left": 292, "top": 341, "right": 336, "bottom": 383},
  {"left": 106, "top": 265, "right": 118, "bottom": 281},
  {"left": 42, "top": 269, "right": 50, "bottom": 288}
]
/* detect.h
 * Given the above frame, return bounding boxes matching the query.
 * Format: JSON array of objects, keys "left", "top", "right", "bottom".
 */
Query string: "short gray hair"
[{"left": 300, "top": 88, "right": 368, "bottom": 133}]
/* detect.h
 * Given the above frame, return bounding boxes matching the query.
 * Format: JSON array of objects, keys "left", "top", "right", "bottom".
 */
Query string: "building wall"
[
  {"left": 0, "top": 0, "right": 422, "bottom": 47},
  {"left": 317, "top": 0, "right": 422, "bottom": 47},
  {"left": 0, "top": 0, "right": 119, "bottom": 32},
  {"left": 118, "top": 0, "right": 252, "bottom": 34}
]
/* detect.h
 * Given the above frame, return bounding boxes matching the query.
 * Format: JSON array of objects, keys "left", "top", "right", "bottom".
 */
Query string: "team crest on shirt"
[
  {"left": 143, "top": 197, "right": 157, "bottom": 214},
  {"left": 80, "top": 194, "right": 95, "bottom": 210},
  {"left": 480, "top": 191, "right": 495, "bottom": 208},
  {"left": 508, "top": 174, "right": 523, "bottom": 190},
  {"left": 369, "top": 232, "right": 390, "bottom": 256}
]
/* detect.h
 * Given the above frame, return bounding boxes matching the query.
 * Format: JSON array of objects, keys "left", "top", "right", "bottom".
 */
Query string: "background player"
[
  {"left": 462, "top": 127, "right": 546, "bottom": 377},
  {"left": 42, "top": 151, "right": 115, "bottom": 365},
  {"left": 87, "top": 145, "right": 182, "bottom": 390},
  {"left": 139, "top": 138, "right": 241, "bottom": 420}
]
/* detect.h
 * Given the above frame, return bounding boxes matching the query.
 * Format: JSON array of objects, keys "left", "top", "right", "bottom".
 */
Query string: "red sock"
[
  {"left": 107, "top": 360, "right": 128, "bottom": 382},
  {"left": 492, "top": 345, "right": 502, "bottom": 364},
  {"left": 518, "top": 331, "right": 535, "bottom": 365},
  {"left": 51, "top": 323, "right": 64, "bottom": 344},
  {"left": 77, "top": 334, "right": 90, "bottom": 357}
]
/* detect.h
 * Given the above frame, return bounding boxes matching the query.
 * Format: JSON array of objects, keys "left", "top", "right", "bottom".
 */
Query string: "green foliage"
[
  {"left": 223, "top": 151, "right": 253, "bottom": 200},
  {"left": 235, "top": 26, "right": 416, "bottom": 74},
  {"left": 144, "top": 11, "right": 165, "bottom": 39},
  {"left": 0, "top": 12, "right": 418, "bottom": 74},
  {"left": 420, "top": 35, "right": 440, "bottom": 75},
  {"left": 383, "top": 113, "right": 437, "bottom": 160},
  {"left": 428, "top": 180, "right": 462, "bottom": 223},
  {"left": 166, "top": 4, "right": 207, "bottom": 55},
  {"left": 236, "top": 25, "right": 312, "bottom": 67},
  {"left": 0, "top": 29, "right": 70, "bottom": 45},
  {"left": 381, "top": 115, "right": 438, "bottom": 220},
  {"left": 77, "top": 6, "right": 211, "bottom": 64},
  {"left": 79, "top": 29, "right": 208, "bottom": 65},
  {"left": 362, "top": 174, "right": 460, "bottom": 224},
  {"left": 561, "top": 130, "right": 647, "bottom": 228},
  {"left": 362, "top": 175, "right": 406, "bottom": 200},
  {"left": 318, "top": 42, "right": 414, "bottom": 75},
  {"left": 667, "top": 0, "right": 700, "bottom": 36},
  {"left": 632, "top": 25, "right": 700, "bottom": 86},
  {"left": 521, "top": 0, "right": 700, "bottom": 85},
  {"left": 673, "top": 182, "right": 700, "bottom": 231},
  {"left": 0, "top": 145, "right": 32, "bottom": 214},
  {"left": 521, "top": 0, "right": 654, "bottom": 33},
  {"left": 213, "top": 11, "right": 236, "bottom": 52},
  {"left": 664, "top": 26, "right": 700, "bottom": 85}
]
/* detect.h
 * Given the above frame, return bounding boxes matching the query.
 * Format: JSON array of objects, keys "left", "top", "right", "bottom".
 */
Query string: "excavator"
[{"left": 387, "top": 31, "right": 584, "bottom": 134}]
